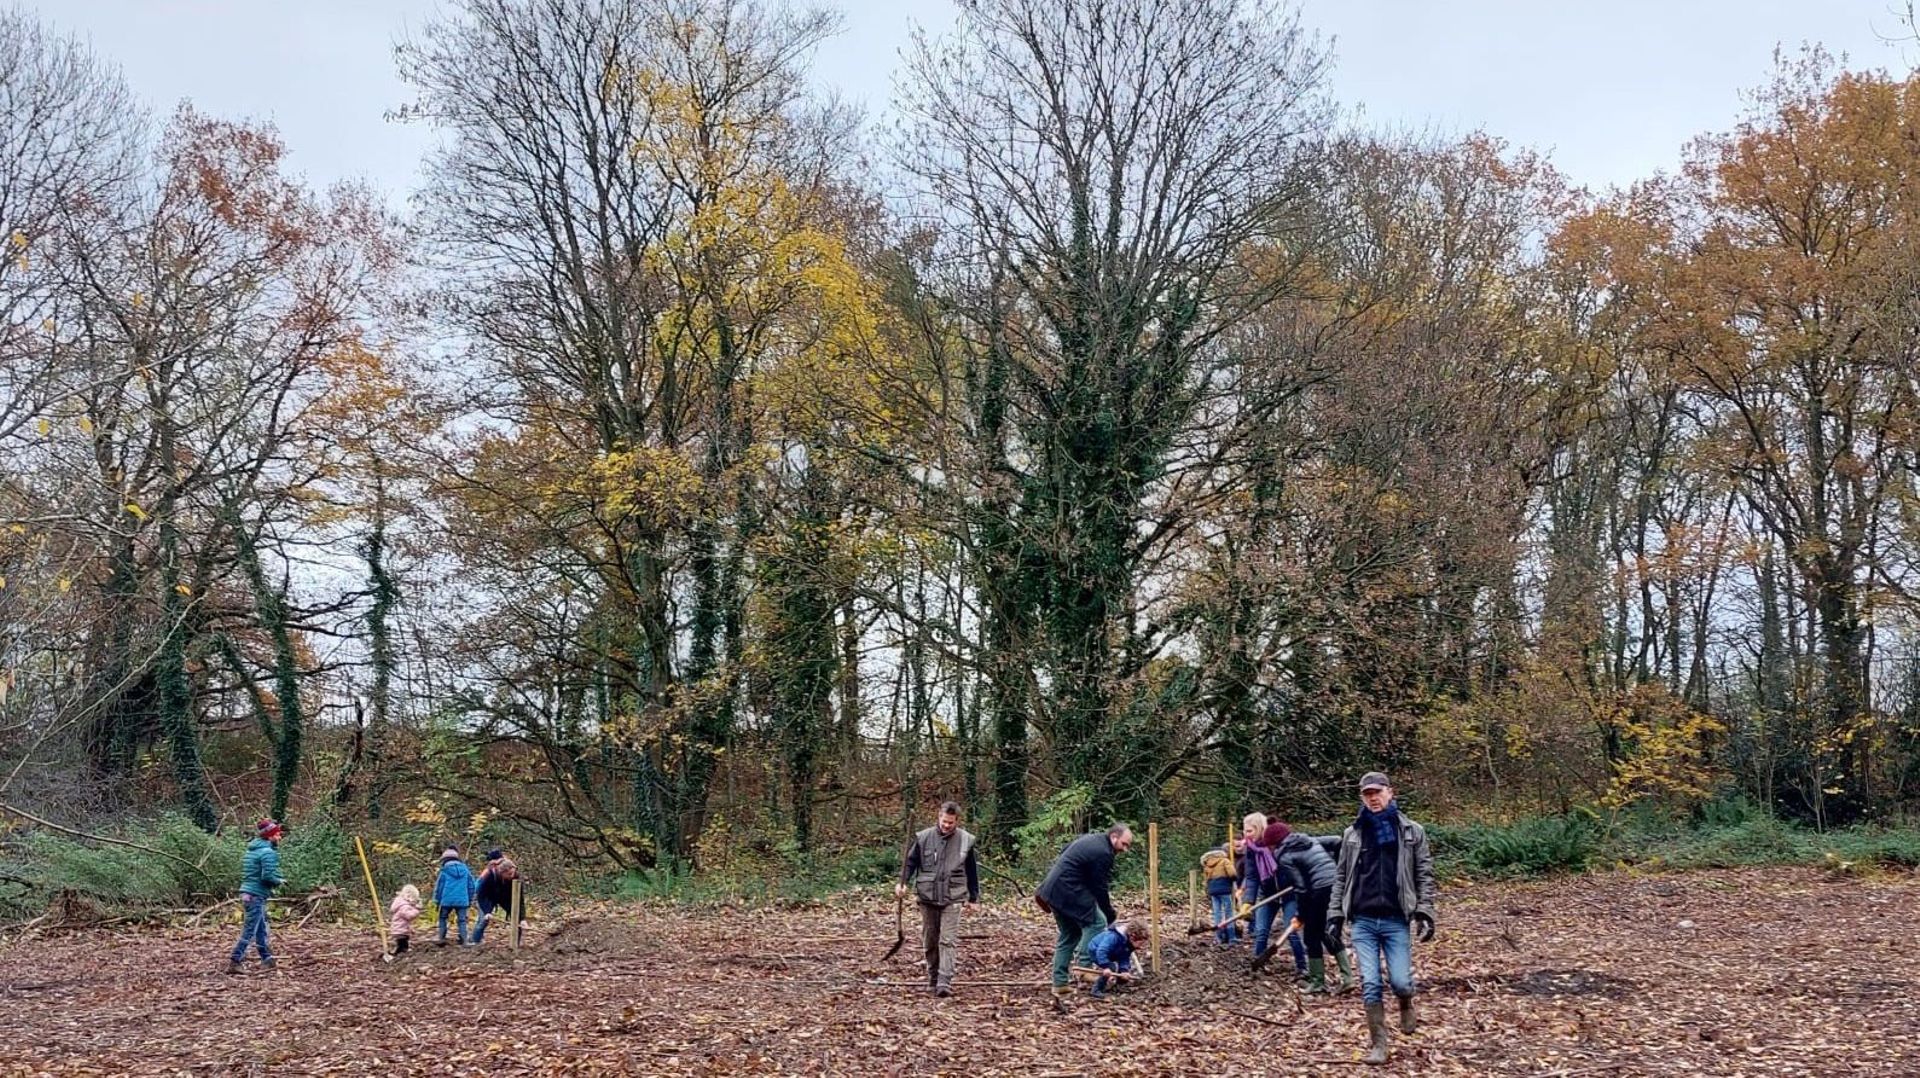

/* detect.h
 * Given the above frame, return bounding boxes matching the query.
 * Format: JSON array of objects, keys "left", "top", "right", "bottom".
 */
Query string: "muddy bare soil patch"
[{"left": 2, "top": 866, "right": 1917, "bottom": 1076}]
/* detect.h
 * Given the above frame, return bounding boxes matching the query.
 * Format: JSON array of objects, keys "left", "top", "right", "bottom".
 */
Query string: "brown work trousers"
[{"left": 919, "top": 899, "right": 963, "bottom": 986}]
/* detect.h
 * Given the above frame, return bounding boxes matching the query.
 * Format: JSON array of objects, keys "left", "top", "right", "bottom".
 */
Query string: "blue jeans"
[
  {"left": 230, "top": 893, "right": 271, "bottom": 963},
  {"left": 1209, "top": 893, "right": 1240, "bottom": 944},
  {"left": 473, "top": 896, "right": 521, "bottom": 944},
  {"left": 1050, "top": 908, "right": 1107, "bottom": 988},
  {"left": 1350, "top": 914, "right": 1414, "bottom": 1004},
  {"left": 438, "top": 904, "right": 469, "bottom": 943},
  {"left": 1250, "top": 894, "right": 1277, "bottom": 959}
]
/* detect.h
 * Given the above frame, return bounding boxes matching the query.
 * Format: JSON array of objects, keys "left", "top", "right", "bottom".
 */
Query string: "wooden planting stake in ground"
[
  {"left": 354, "top": 836, "right": 388, "bottom": 953},
  {"left": 1147, "top": 821, "right": 1160, "bottom": 974},
  {"left": 1189, "top": 870, "right": 1199, "bottom": 930},
  {"left": 509, "top": 878, "right": 522, "bottom": 953}
]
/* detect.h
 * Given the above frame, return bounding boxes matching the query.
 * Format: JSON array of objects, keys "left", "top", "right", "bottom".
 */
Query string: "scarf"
[
  {"left": 1247, "top": 839, "right": 1279, "bottom": 883},
  {"left": 1358, "top": 801, "right": 1401, "bottom": 849}
]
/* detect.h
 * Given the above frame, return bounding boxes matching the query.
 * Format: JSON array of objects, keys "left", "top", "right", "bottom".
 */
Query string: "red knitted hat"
[{"left": 1261, "top": 821, "right": 1291, "bottom": 847}]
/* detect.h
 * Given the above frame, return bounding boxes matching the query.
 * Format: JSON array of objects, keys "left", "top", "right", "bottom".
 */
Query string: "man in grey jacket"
[
  {"left": 1328, "top": 772, "right": 1437, "bottom": 1066},
  {"left": 897, "top": 801, "right": 979, "bottom": 997}
]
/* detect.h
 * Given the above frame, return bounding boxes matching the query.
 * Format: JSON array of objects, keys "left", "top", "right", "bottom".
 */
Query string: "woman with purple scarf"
[{"left": 1238, "top": 813, "right": 1302, "bottom": 972}]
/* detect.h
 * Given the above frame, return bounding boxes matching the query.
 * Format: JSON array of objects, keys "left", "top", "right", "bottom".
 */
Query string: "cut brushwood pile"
[{"left": 0, "top": 866, "right": 1914, "bottom": 1075}]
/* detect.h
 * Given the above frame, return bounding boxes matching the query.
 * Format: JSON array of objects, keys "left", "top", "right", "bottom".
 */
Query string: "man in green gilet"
[{"left": 897, "top": 800, "right": 980, "bottom": 997}]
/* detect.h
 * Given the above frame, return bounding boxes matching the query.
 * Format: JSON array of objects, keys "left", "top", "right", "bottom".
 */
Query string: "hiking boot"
[
  {"left": 1050, "top": 986, "right": 1074, "bottom": 1014},
  {"left": 1364, "top": 1002, "right": 1390, "bottom": 1065},
  {"left": 1332, "top": 951, "right": 1354, "bottom": 994},
  {"left": 259, "top": 957, "right": 277, "bottom": 972},
  {"left": 935, "top": 983, "right": 952, "bottom": 998},
  {"left": 1304, "top": 957, "right": 1327, "bottom": 994},
  {"left": 1397, "top": 992, "right": 1416, "bottom": 1034},
  {"left": 226, "top": 960, "right": 244, "bottom": 976}
]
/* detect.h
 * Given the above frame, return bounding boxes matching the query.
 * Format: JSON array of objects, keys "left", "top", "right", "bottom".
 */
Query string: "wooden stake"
[
  {"left": 1226, "top": 818, "right": 1236, "bottom": 915},
  {"left": 1147, "top": 821, "right": 1160, "bottom": 974},
  {"left": 354, "top": 836, "right": 389, "bottom": 953},
  {"left": 1188, "top": 869, "right": 1198, "bottom": 930},
  {"left": 509, "top": 878, "right": 522, "bottom": 953}
]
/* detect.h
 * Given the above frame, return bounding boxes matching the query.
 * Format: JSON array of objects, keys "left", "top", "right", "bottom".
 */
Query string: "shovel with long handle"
[
  {"left": 881, "top": 891, "right": 906, "bottom": 960},
  {"left": 1184, "top": 886, "right": 1292, "bottom": 936},
  {"left": 1250, "top": 915, "right": 1302, "bottom": 973}
]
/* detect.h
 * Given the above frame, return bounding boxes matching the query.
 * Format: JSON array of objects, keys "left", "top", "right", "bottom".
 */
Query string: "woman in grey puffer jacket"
[{"left": 1275, "top": 823, "right": 1351, "bottom": 993}]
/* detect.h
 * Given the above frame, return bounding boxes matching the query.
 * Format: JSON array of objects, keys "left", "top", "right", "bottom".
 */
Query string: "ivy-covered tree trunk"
[
  {"left": 836, "top": 593, "right": 861, "bottom": 756},
  {"left": 150, "top": 352, "right": 217, "bottom": 832},
  {"left": 157, "top": 517, "right": 215, "bottom": 832},
  {"left": 362, "top": 480, "right": 399, "bottom": 820},
  {"left": 232, "top": 511, "right": 303, "bottom": 823},
  {"left": 88, "top": 529, "right": 145, "bottom": 777},
  {"left": 982, "top": 566, "right": 1030, "bottom": 859},
  {"left": 1810, "top": 550, "right": 1869, "bottom": 827},
  {"left": 1753, "top": 551, "right": 1791, "bottom": 810},
  {"left": 764, "top": 467, "right": 838, "bottom": 852},
  {"left": 667, "top": 325, "right": 754, "bottom": 862}
]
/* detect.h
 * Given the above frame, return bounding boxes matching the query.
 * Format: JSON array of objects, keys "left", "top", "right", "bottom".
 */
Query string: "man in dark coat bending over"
[
  {"left": 897, "top": 801, "right": 980, "bottom": 997},
  {"left": 1034, "top": 822, "right": 1134, "bottom": 1010}
]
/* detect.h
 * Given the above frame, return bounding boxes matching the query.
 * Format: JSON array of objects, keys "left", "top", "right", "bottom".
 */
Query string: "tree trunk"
[{"left": 232, "top": 511, "right": 303, "bottom": 823}]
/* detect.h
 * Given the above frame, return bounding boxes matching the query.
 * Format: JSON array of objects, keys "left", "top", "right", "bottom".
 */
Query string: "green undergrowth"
[
  {"left": 8, "top": 799, "right": 1915, "bottom": 925},
  {"left": 605, "top": 802, "right": 1920, "bottom": 909},
  {"left": 0, "top": 812, "right": 346, "bottom": 924},
  {"left": 1423, "top": 799, "right": 1920, "bottom": 880}
]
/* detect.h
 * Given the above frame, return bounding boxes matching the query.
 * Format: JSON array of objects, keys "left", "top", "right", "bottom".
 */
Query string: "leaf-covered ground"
[{"left": 1, "top": 865, "right": 1915, "bottom": 1075}]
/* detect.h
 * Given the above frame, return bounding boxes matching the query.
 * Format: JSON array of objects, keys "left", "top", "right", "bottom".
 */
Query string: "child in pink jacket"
[{"left": 386, "top": 883, "right": 422, "bottom": 962}]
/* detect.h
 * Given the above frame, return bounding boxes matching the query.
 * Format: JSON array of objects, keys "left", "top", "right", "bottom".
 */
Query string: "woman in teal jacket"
[
  {"left": 228, "top": 818, "right": 286, "bottom": 974},
  {"left": 433, "top": 847, "right": 477, "bottom": 944}
]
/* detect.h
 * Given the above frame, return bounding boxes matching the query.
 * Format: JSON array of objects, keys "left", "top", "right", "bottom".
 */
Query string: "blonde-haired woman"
[{"left": 1240, "top": 811, "right": 1298, "bottom": 972}]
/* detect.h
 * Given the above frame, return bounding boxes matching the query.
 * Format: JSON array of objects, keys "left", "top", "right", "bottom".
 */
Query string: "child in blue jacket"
[
  {"left": 432, "top": 847, "right": 477, "bottom": 945},
  {"left": 1086, "top": 919, "right": 1147, "bottom": 999}
]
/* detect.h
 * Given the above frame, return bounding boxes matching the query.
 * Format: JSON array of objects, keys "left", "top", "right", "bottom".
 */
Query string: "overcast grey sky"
[{"left": 17, "top": 0, "right": 1915, "bottom": 205}]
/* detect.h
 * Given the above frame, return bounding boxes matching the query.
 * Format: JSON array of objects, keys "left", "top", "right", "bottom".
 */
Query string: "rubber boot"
[
  {"left": 1332, "top": 951, "right": 1354, "bottom": 994},
  {"left": 1304, "top": 957, "right": 1326, "bottom": 994},
  {"left": 1363, "top": 1002, "right": 1390, "bottom": 1065},
  {"left": 1397, "top": 992, "right": 1416, "bottom": 1034}
]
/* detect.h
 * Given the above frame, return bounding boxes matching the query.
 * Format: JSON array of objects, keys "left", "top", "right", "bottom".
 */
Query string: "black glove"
[
  {"left": 1412, "top": 912, "right": 1435, "bottom": 942},
  {"left": 1325, "top": 916, "right": 1343, "bottom": 945}
]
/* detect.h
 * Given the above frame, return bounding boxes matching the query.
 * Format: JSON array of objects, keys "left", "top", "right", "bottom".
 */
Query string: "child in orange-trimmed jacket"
[{"left": 1200, "top": 842, "right": 1240, "bottom": 944}]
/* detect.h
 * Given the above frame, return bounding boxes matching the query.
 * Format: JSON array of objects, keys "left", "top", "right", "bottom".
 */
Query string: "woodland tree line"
[{"left": 3, "top": 0, "right": 1919, "bottom": 874}]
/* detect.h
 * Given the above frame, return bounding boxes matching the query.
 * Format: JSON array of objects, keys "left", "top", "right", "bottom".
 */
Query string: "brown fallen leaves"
[{"left": 1, "top": 866, "right": 1916, "bottom": 1076}]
